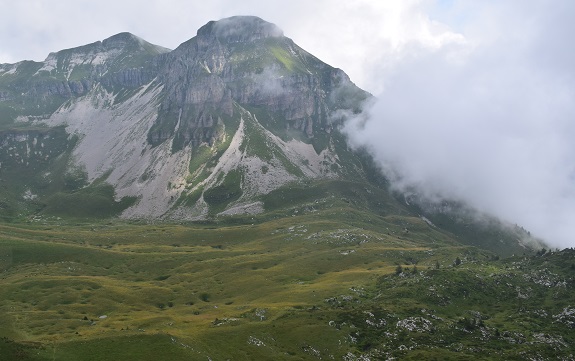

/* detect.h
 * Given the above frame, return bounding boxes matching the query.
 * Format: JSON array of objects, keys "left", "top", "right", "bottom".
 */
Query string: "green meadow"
[{"left": 1, "top": 202, "right": 574, "bottom": 360}]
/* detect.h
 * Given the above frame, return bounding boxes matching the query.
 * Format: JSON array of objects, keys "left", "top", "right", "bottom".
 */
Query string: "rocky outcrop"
[
  {"left": 100, "top": 67, "right": 159, "bottom": 89},
  {"left": 28, "top": 79, "right": 93, "bottom": 98}
]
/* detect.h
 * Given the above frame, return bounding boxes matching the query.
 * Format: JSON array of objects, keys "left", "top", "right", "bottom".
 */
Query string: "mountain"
[
  {"left": 2, "top": 16, "right": 567, "bottom": 361},
  {"left": 0, "top": 16, "right": 540, "bottom": 252},
  {"left": 0, "top": 16, "right": 368, "bottom": 220}
]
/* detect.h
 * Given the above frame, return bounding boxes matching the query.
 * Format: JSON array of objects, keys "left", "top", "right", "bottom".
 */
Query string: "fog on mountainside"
[{"left": 341, "top": 1, "right": 575, "bottom": 249}]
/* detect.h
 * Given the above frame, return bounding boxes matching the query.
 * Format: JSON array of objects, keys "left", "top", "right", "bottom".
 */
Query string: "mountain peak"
[
  {"left": 101, "top": 32, "right": 143, "bottom": 48},
  {"left": 41, "top": 32, "right": 169, "bottom": 64},
  {"left": 197, "top": 16, "right": 284, "bottom": 43}
]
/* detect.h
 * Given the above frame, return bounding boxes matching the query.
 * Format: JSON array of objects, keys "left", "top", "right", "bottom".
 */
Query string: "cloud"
[{"left": 343, "top": 0, "right": 575, "bottom": 248}]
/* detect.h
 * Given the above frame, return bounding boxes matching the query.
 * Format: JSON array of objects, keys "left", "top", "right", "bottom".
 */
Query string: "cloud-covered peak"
[
  {"left": 101, "top": 32, "right": 171, "bottom": 54},
  {"left": 100, "top": 32, "right": 148, "bottom": 49},
  {"left": 197, "top": 16, "right": 284, "bottom": 43}
]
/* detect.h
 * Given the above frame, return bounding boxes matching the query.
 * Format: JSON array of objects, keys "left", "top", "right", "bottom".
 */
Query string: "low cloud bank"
[{"left": 343, "top": 1, "right": 575, "bottom": 248}]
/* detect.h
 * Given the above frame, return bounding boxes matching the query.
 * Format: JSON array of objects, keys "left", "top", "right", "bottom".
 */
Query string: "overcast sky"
[{"left": 2, "top": 0, "right": 575, "bottom": 248}]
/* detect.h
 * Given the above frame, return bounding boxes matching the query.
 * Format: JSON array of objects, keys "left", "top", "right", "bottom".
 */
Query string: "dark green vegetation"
[
  {"left": 203, "top": 169, "right": 243, "bottom": 214},
  {"left": 342, "top": 250, "right": 575, "bottom": 360},
  {"left": 0, "top": 128, "right": 135, "bottom": 221},
  {"left": 0, "top": 197, "right": 572, "bottom": 360}
]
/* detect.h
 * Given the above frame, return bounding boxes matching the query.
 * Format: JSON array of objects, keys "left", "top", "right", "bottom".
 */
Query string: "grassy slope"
[
  {"left": 0, "top": 198, "right": 570, "bottom": 360},
  {"left": 0, "top": 205, "right": 462, "bottom": 360}
]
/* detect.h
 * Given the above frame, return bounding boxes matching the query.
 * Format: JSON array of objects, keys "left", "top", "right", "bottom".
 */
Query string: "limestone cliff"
[{"left": 149, "top": 16, "right": 367, "bottom": 149}]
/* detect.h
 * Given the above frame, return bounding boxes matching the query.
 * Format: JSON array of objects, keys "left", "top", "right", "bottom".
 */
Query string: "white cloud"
[{"left": 344, "top": 0, "right": 575, "bottom": 248}]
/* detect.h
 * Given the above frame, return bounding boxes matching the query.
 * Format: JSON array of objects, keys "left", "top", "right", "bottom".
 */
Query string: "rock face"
[
  {"left": 149, "top": 16, "right": 361, "bottom": 149},
  {"left": 0, "top": 16, "right": 369, "bottom": 219},
  {"left": 0, "top": 32, "right": 169, "bottom": 119}
]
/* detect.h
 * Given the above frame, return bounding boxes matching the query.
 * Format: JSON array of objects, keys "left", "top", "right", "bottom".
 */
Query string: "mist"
[{"left": 343, "top": 1, "right": 575, "bottom": 248}]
